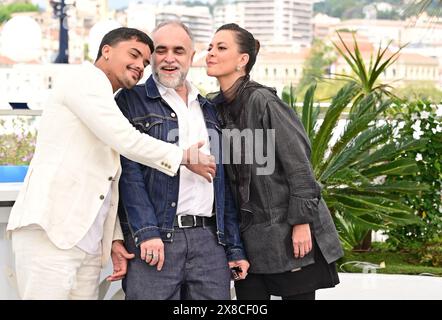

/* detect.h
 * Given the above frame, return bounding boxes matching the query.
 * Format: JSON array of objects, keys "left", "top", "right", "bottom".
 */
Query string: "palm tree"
[
  {"left": 407, "top": 0, "right": 442, "bottom": 16},
  {"left": 286, "top": 33, "right": 430, "bottom": 250}
]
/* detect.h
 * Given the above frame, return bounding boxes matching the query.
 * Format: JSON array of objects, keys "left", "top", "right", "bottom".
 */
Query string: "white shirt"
[
  {"left": 76, "top": 184, "right": 112, "bottom": 255},
  {"left": 155, "top": 78, "right": 214, "bottom": 217}
]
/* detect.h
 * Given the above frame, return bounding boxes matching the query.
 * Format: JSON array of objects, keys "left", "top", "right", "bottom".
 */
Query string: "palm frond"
[
  {"left": 361, "top": 158, "right": 420, "bottom": 177},
  {"left": 405, "top": 0, "right": 442, "bottom": 17},
  {"left": 354, "top": 137, "right": 429, "bottom": 169},
  {"left": 333, "top": 212, "right": 375, "bottom": 250},
  {"left": 320, "top": 126, "right": 391, "bottom": 181},
  {"left": 301, "top": 83, "right": 318, "bottom": 142},
  {"left": 318, "top": 97, "right": 391, "bottom": 178},
  {"left": 311, "top": 82, "right": 359, "bottom": 171},
  {"left": 360, "top": 181, "right": 430, "bottom": 194},
  {"left": 332, "top": 31, "right": 405, "bottom": 98}
]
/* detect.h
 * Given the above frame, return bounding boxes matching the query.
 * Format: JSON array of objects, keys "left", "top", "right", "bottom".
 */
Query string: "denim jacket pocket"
[{"left": 132, "top": 115, "right": 164, "bottom": 139}]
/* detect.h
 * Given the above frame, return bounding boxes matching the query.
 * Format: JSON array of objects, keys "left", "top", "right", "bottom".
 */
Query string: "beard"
[{"left": 152, "top": 63, "right": 187, "bottom": 89}]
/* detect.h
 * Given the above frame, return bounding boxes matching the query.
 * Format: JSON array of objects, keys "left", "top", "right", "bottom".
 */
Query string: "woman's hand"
[{"left": 291, "top": 224, "right": 312, "bottom": 259}]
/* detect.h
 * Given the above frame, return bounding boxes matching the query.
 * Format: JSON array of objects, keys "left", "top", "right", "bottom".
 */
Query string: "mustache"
[
  {"left": 154, "top": 62, "right": 180, "bottom": 70},
  {"left": 128, "top": 66, "right": 142, "bottom": 79}
]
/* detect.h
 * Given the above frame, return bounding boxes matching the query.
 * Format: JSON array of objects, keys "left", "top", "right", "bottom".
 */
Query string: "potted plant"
[{"left": 0, "top": 117, "right": 37, "bottom": 183}]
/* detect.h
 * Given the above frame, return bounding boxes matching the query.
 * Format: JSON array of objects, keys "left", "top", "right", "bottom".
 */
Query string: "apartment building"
[
  {"left": 214, "top": 0, "right": 314, "bottom": 47},
  {"left": 127, "top": 3, "right": 213, "bottom": 43}
]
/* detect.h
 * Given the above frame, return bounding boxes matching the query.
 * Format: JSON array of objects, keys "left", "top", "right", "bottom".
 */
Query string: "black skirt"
[{"left": 235, "top": 239, "right": 340, "bottom": 298}]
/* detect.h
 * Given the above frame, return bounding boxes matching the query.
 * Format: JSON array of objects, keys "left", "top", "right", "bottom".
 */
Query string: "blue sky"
[
  {"left": 108, "top": 0, "right": 211, "bottom": 10},
  {"left": 108, "top": 0, "right": 131, "bottom": 10},
  {"left": 31, "top": 0, "right": 211, "bottom": 11}
]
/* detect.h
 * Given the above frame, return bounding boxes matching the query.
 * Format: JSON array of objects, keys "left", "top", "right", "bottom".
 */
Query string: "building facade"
[{"left": 214, "top": 0, "right": 314, "bottom": 47}]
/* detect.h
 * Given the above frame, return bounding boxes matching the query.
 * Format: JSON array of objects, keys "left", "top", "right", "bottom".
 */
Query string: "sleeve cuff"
[
  {"left": 287, "top": 196, "right": 319, "bottom": 225},
  {"left": 159, "top": 145, "right": 183, "bottom": 177},
  {"left": 226, "top": 248, "right": 247, "bottom": 262},
  {"left": 112, "top": 217, "right": 124, "bottom": 241},
  {"left": 133, "top": 227, "right": 161, "bottom": 246}
]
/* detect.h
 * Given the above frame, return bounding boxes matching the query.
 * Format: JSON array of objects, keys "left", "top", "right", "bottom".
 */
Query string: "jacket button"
[
  {"left": 166, "top": 233, "right": 171, "bottom": 238},
  {"left": 161, "top": 161, "right": 165, "bottom": 166},
  {"left": 171, "top": 202, "right": 176, "bottom": 207},
  {"left": 171, "top": 112, "right": 176, "bottom": 118},
  {"left": 99, "top": 195, "right": 105, "bottom": 200},
  {"left": 145, "top": 122, "right": 150, "bottom": 127},
  {"left": 108, "top": 176, "right": 113, "bottom": 181},
  {"left": 134, "top": 236, "right": 138, "bottom": 242}
]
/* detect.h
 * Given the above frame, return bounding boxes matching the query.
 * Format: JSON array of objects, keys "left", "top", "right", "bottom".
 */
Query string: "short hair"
[
  {"left": 216, "top": 23, "right": 260, "bottom": 74},
  {"left": 152, "top": 20, "right": 194, "bottom": 48},
  {"left": 95, "top": 27, "right": 154, "bottom": 61}
]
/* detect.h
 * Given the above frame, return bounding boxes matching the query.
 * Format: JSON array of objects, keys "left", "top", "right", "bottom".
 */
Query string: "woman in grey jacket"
[{"left": 206, "top": 23, "right": 344, "bottom": 300}]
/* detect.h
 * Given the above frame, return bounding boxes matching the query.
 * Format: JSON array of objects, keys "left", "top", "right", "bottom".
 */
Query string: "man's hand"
[
  {"left": 182, "top": 141, "right": 216, "bottom": 183},
  {"left": 107, "top": 240, "right": 135, "bottom": 281},
  {"left": 140, "top": 238, "right": 165, "bottom": 271},
  {"left": 228, "top": 259, "right": 250, "bottom": 280},
  {"left": 292, "top": 224, "right": 312, "bottom": 259}
]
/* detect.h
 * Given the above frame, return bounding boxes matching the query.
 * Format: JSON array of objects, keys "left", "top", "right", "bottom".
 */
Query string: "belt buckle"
[{"left": 177, "top": 215, "right": 196, "bottom": 228}]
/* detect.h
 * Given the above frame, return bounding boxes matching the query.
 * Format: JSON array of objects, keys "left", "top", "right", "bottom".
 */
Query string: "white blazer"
[{"left": 7, "top": 62, "right": 183, "bottom": 266}]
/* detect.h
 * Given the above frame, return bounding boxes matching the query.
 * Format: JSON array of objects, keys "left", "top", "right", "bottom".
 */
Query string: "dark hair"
[
  {"left": 95, "top": 27, "right": 154, "bottom": 61},
  {"left": 216, "top": 23, "right": 260, "bottom": 74}
]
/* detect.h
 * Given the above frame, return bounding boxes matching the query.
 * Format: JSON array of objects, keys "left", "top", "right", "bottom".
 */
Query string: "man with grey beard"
[{"left": 115, "top": 21, "right": 249, "bottom": 300}]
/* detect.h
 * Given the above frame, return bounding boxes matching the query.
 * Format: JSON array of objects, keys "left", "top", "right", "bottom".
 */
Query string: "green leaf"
[
  {"left": 301, "top": 83, "right": 317, "bottom": 142},
  {"left": 361, "top": 181, "right": 430, "bottom": 193},
  {"left": 311, "top": 82, "right": 359, "bottom": 171},
  {"left": 354, "top": 138, "right": 429, "bottom": 169},
  {"left": 377, "top": 211, "right": 422, "bottom": 225},
  {"left": 361, "top": 158, "right": 420, "bottom": 177},
  {"left": 326, "top": 168, "right": 371, "bottom": 185},
  {"left": 320, "top": 126, "right": 391, "bottom": 181},
  {"left": 319, "top": 97, "right": 391, "bottom": 177},
  {"left": 331, "top": 194, "right": 413, "bottom": 214}
]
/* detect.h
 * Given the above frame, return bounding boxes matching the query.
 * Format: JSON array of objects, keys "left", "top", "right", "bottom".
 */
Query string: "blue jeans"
[{"left": 122, "top": 225, "right": 231, "bottom": 300}]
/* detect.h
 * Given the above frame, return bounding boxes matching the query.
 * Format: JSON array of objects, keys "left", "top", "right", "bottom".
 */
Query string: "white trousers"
[{"left": 11, "top": 226, "right": 102, "bottom": 300}]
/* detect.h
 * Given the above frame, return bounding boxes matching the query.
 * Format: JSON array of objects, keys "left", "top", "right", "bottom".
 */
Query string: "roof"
[
  {"left": 338, "top": 19, "right": 405, "bottom": 28},
  {"left": 192, "top": 48, "right": 309, "bottom": 68},
  {"left": 335, "top": 50, "right": 439, "bottom": 66},
  {"left": 329, "top": 32, "right": 374, "bottom": 53},
  {"left": 0, "top": 55, "right": 15, "bottom": 66}
]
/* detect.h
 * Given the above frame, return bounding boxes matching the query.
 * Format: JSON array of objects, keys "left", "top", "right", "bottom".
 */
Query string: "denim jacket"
[{"left": 115, "top": 76, "right": 246, "bottom": 262}]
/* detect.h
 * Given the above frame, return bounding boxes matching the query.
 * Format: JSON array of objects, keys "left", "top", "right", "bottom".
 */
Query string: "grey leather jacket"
[{"left": 215, "top": 80, "right": 344, "bottom": 274}]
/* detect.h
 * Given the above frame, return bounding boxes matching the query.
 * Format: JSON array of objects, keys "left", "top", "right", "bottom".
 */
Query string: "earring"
[
  {"left": 236, "top": 65, "right": 241, "bottom": 71},
  {"left": 104, "top": 56, "right": 109, "bottom": 61}
]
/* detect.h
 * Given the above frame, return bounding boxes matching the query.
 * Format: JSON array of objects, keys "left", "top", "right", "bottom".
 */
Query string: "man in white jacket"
[{"left": 7, "top": 27, "right": 215, "bottom": 299}]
